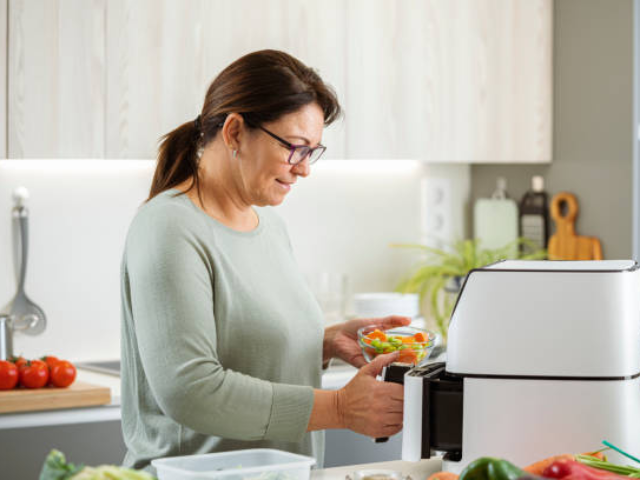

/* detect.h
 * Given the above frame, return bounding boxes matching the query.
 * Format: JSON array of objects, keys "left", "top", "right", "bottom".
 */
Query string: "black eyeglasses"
[{"left": 244, "top": 119, "right": 326, "bottom": 166}]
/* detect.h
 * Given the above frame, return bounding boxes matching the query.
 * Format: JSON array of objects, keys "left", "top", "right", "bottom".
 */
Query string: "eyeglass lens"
[{"left": 290, "top": 146, "right": 325, "bottom": 165}]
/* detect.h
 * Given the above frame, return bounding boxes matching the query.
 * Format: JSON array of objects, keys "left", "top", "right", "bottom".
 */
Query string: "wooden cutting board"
[
  {"left": 548, "top": 192, "right": 603, "bottom": 260},
  {"left": 0, "top": 381, "right": 111, "bottom": 414}
]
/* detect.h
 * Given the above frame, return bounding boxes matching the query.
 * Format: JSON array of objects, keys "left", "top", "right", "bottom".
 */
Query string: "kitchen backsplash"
[{"left": 0, "top": 160, "right": 469, "bottom": 361}]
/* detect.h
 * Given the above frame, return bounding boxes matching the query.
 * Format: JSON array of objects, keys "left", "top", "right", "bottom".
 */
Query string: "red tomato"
[
  {"left": 41, "top": 355, "right": 60, "bottom": 369},
  {"left": 0, "top": 360, "right": 19, "bottom": 389},
  {"left": 19, "top": 361, "right": 49, "bottom": 388},
  {"left": 50, "top": 360, "right": 76, "bottom": 388},
  {"left": 30, "top": 359, "right": 48, "bottom": 369},
  {"left": 9, "top": 355, "right": 27, "bottom": 369}
]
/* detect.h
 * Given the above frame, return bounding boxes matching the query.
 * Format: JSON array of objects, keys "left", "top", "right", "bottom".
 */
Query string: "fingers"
[
  {"left": 381, "top": 315, "right": 412, "bottom": 329},
  {"left": 348, "top": 354, "right": 368, "bottom": 369},
  {"left": 354, "top": 315, "right": 411, "bottom": 331},
  {"left": 378, "top": 424, "right": 403, "bottom": 437},
  {"left": 380, "top": 411, "right": 404, "bottom": 424},
  {"left": 386, "top": 383, "right": 404, "bottom": 402},
  {"left": 363, "top": 351, "right": 399, "bottom": 376},
  {"left": 339, "top": 372, "right": 406, "bottom": 438}
]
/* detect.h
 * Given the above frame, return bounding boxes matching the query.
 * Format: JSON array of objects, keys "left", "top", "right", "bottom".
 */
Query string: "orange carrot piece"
[
  {"left": 402, "top": 336, "right": 415, "bottom": 344},
  {"left": 398, "top": 348, "right": 418, "bottom": 364},
  {"left": 581, "top": 450, "right": 607, "bottom": 461},
  {"left": 427, "top": 472, "right": 458, "bottom": 480},
  {"left": 368, "top": 330, "right": 387, "bottom": 341},
  {"left": 414, "top": 332, "right": 426, "bottom": 343},
  {"left": 364, "top": 347, "right": 377, "bottom": 357},
  {"left": 524, "top": 454, "right": 575, "bottom": 475}
]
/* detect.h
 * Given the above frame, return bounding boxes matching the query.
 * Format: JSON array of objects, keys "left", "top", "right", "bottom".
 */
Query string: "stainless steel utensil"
[
  {"left": 0, "top": 314, "right": 13, "bottom": 360},
  {"left": 4, "top": 188, "right": 46, "bottom": 335},
  {"left": 0, "top": 314, "right": 42, "bottom": 360}
]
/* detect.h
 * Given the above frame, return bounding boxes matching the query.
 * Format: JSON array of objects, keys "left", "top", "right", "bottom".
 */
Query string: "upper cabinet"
[
  {"left": 8, "top": 0, "right": 105, "bottom": 158},
  {"left": 345, "top": 0, "right": 552, "bottom": 162},
  {"left": 104, "top": 0, "right": 347, "bottom": 159},
  {"left": 6, "top": 0, "right": 552, "bottom": 163}
]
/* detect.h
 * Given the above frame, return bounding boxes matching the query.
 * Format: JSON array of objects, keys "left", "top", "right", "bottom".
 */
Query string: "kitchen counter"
[
  {"left": 0, "top": 368, "right": 122, "bottom": 429},
  {"left": 313, "top": 458, "right": 442, "bottom": 480},
  {"left": 0, "top": 363, "right": 359, "bottom": 429}
]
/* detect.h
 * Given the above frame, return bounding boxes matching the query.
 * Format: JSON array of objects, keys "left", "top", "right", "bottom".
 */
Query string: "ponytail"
[{"left": 147, "top": 119, "right": 201, "bottom": 202}]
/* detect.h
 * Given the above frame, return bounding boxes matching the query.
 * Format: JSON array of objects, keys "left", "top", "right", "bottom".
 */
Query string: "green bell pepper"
[{"left": 459, "top": 457, "right": 542, "bottom": 480}]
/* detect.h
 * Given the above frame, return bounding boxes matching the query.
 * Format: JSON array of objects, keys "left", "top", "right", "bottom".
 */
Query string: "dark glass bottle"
[{"left": 519, "top": 176, "right": 549, "bottom": 251}]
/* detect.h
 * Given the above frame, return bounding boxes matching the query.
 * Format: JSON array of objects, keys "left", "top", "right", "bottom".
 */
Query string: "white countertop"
[
  {"left": 0, "top": 364, "right": 359, "bottom": 429},
  {"left": 313, "top": 459, "right": 442, "bottom": 480}
]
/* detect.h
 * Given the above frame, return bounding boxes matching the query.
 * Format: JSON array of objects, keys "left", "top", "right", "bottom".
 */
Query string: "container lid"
[
  {"left": 152, "top": 449, "right": 316, "bottom": 478},
  {"left": 531, "top": 175, "right": 544, "bottom": 192},
  {"left": 352, "top": 293, "right": 420, "bottom": 318}
]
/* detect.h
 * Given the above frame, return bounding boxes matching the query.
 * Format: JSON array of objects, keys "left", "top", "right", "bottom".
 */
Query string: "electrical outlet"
[{"left": 421, "top": 177, "right": 452, "bottom": 249}]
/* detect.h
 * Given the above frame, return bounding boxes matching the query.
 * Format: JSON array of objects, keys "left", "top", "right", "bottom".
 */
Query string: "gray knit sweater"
[{"left": 120, "top": 189, "right": 325, "bottom": 472}]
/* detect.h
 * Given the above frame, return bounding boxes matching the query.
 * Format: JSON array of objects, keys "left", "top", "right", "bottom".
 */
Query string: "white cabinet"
[
  {"left": 344, "top": 0, "right": 552, "bottom": 162},
  {"left": 105, "top": 0, "right": 346, "bottom": 159},
  {"left": 6, "top": 0, "right": 551, "bottom": 163},
  {"left": 8, "top": 0, "right": 105, "bottom": 158},
  {"left": 0, "top": 0, "right": 6, "bottom": 158}
]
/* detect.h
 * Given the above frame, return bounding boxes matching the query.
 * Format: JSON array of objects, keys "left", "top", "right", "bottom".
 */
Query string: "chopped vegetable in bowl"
[{"left": 357, "top": 325, "right": 436, "bottom": 366}]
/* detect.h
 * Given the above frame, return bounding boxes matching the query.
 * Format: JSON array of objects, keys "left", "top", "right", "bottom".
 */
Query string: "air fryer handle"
[
  {"left": 374, "top": 363, "right": 412, "bottom": 443},
  {"left": 401, "top": 362, "right": 464, "bottom": 462}
]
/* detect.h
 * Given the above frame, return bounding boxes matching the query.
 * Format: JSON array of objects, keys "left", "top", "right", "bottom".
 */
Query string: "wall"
[
  {"left": 470, "top": 0, "right": 634, "bottom": 259},
  {"left": 0, "top": 160, "right": 469, "bottom": 362}
]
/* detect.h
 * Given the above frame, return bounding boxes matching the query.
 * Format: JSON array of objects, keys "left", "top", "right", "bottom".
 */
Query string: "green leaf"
[
  {"left": 39, "top": 450, "right": 84, "bottom": 480},
  {"left": 40, "top": 450, "right": 157, "bottom": 480},
  {"left": 391, "top": 236, "right": 547, "bottom": 339}
]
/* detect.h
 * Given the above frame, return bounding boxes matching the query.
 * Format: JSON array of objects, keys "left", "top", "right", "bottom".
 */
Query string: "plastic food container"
[
  {"left": 151, "top": 449, "right": 316, "bottom": 480},
  {"left": 346, "top": 470, "right": 413, "bottom": 480}
]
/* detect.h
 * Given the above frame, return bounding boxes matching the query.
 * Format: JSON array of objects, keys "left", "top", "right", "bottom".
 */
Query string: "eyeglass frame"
[{"left": 242, "top": 117, "right": 326, "bottom": 166}]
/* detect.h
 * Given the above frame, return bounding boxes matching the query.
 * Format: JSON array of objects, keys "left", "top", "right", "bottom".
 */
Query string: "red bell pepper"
[{"left": 543, "top": 460, "right": 629, "bottom": 480}]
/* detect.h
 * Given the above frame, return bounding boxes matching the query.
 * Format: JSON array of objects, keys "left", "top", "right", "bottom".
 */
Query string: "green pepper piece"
[{"left": 459, "top": 457, "right": 537, "bottom": 480}]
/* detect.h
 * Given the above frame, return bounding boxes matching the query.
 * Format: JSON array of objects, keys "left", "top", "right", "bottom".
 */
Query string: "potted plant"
[{"left": 393, "top": 238, "right": 546, "bottom": 343}]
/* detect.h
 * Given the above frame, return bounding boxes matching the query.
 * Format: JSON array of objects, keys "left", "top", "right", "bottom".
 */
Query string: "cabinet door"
[
  {"left": 443, "top": 0, "right": 552, "bottom": 163},
  {"left": 344, "top": 0, "right": 552, "bottom": 162},
  {"left": 0, "top": 0, "right": 6, "bottom": 158},
  {"left": 276, "top": 0, "right": 347, "bottom": 159},
  {"left": 8, "top": 0, "right": 106, "bottom": 158},
  {"left": 106, "top": 0, "right": 346, "bottom": 159}
]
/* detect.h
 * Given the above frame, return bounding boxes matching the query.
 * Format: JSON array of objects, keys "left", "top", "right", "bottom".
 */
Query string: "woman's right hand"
[{"left": 336, "top": 351, "right": 404, "bottom": 438}]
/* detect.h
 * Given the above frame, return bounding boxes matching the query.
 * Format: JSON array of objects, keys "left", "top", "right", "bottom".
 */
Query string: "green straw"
[{"left": 603, "top": 440, "right": 640, "bottom": 466}]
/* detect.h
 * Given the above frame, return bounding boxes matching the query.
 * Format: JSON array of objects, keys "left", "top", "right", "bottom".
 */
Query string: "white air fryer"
[{"left": 401, "top": 260, "right": 640, "bottom": 473}]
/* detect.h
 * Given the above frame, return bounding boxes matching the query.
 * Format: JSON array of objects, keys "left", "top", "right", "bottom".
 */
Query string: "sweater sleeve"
[{"left": 124, "top": 209, "right": 314, "bottom": 442}]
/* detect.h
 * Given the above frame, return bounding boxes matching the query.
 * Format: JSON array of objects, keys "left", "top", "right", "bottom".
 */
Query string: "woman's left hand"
[{"left": 323, "top": 315, "right": 412, "bottom": 368}]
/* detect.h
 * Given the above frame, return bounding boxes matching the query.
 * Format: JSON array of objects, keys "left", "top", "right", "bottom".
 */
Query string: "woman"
[{"left": 120, "top": 49, "right": 408, "bottom": 472}]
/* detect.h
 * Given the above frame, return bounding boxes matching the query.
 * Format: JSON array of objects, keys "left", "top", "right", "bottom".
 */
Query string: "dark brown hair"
[{"left": 148, "top": 49, "right": 342, "bottom": 201}]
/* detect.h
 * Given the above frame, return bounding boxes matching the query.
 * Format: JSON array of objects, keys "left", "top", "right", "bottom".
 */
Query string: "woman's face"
[{"left": 238, "top": 103, "right": 325, "bottom": 207}]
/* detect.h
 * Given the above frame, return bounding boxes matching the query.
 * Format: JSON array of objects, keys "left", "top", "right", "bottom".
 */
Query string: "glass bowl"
[{"left": 357, "top": 325, "right": 437, "bottom": 366}]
